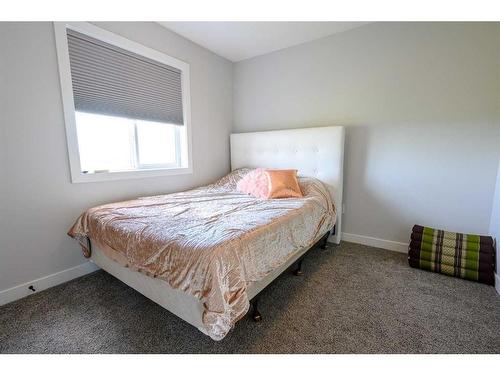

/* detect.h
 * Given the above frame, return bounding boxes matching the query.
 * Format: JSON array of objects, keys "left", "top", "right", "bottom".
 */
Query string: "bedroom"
[{"left": 0, "top": 0, "right": 499, "bottom": 371}]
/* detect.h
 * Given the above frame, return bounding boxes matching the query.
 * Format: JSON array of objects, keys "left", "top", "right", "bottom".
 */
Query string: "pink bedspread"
[{"left": 68, "top": 169, "right": 335, "bottom": 340}]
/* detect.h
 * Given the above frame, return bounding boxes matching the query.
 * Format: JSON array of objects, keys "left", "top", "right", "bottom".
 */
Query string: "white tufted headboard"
[{"left": 230, "top": 126, "right": 345, "bottom": 244}]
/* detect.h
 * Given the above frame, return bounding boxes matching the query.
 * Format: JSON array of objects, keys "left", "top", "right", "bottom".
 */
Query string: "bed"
[{"left": 68, "top": 126, "right": 345, "bottom": 340}]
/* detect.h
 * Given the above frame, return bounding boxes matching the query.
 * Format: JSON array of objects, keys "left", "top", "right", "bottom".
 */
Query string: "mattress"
[{"left": 68, "top": 168, "right": 335, "bottom": 340}]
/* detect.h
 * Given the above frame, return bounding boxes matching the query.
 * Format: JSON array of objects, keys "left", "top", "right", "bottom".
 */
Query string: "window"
[
  {"left": 75, "top": 112, "right": 181, "bottom": 173},
  {"left": 54, "top": 22, "right": 192, "bottom": 183}
]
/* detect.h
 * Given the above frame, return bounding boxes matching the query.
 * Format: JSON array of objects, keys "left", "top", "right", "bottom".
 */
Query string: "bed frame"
[{"left": 89, "top": 126, "right": 345, "bottom": 337}]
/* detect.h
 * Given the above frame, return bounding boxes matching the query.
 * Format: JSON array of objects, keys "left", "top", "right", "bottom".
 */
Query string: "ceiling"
[{"left": 159, "top": 22, "right": 369, "bottom": 62}]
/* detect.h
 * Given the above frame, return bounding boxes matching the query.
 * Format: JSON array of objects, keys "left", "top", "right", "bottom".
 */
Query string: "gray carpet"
[{"left": 1, "top": 242, "right": 499, "bottom": 353}]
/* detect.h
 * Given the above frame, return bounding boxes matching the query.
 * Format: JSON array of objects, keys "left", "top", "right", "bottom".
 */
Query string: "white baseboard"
[
  {"left": 1, "top": 236, "right": 493, "bottom": 306},
  {"left": 495, "top": 273, "right": 500, "bottom": 295},
  {"left": 342, "top": 232, "right": 408, "bottom": 254},
  {"left": 0, "top": 261, "right": 99, "bottom": 306}
]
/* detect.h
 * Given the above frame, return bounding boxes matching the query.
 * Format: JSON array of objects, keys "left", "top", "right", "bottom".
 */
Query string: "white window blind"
[{"left": 66, "top": 29, "right": 184, "bottom": 125}]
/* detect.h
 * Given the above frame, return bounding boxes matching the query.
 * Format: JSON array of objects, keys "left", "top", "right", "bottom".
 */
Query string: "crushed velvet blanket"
[{"left": 68, "top": 169, "right": 335, "bottom": 340}]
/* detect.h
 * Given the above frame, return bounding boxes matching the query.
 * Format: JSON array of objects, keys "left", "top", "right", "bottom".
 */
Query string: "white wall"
[
  {"left": 233, "top": 22, "right": 500, "bottom": 245},
  {"left": 2, "top": 21, "right": 499, "bottom": 303},
  {"left": 489, "top": 159, "right": 500, "bottom": 292},
  {"left": 0, "top": 37, "right": 7, "bottom": 274},
  {"left": 0, "top": 22, "right": 233, "bottom": 296}
]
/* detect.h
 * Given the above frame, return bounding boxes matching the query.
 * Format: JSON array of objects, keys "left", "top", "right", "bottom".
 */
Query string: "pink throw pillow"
[
  {"left": 237, "top": 169, "right": 303, "bottom": 199},
  {"left": 236, "top": 168, "right": 270, "bottom": 199}
]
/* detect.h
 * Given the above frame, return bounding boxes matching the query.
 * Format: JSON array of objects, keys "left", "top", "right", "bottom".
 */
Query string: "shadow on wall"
[
  {"left": 343, "top": 123, "right": 499, "bottom": 243},
  {"left": 343, "top": 125, "right": 414, "bottom": 242},
  {"left": 232, "top": 120, "right": 499, "bottom": 244}
]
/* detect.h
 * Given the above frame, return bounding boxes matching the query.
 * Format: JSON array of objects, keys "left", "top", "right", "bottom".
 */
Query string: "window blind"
[{"left": 66, "top": 29, "right": 184, "bottom": 125}]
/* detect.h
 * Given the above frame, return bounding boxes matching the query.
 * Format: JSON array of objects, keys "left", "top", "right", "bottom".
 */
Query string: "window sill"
[{"left": 70, "top": 166, "right": 193, "bottom": 183}]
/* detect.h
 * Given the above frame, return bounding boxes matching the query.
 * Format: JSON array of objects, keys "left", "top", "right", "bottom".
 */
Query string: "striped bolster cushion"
[
  {"left": 409, "top": 240, "right": 494, "bottom": 264},
  {"left": 408, "top": 257, "right": 494, "bottom": 285},
  {"left": 408, "top": 225, "right": 495, "bottom": 285},
  {"left": 412, "top": 225, "right": 493, "bottom": 247},
  {"left": 408, "top": 247, "right": 493, "bottom": 268}
]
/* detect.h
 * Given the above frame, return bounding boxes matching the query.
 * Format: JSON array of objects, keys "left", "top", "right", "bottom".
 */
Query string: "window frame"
[
  {"left": 132, "top": 120, "right": 182, "bottom": 170},
  {"left": 54, "top": 22, "right": 193, "bottom": 183}
]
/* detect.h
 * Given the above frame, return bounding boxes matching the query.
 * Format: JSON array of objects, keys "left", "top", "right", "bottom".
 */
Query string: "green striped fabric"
[
  {"left": 415, "top": 259, "right": 479, "bottom": 280},
  {"left": 415, "top": 233, "right": 483, "bottom": 251},
  {"left": 417, "top": 242, "right": 480, "bottom": 263},
  {"left": 412, "top": 225, "right": 493, "bottom": 246},
  {"left": 408, "top": 225, "right": 495, "bottom": 285},
  {"left": 415, "top": 250, "right": 478, "bottom": 269}
]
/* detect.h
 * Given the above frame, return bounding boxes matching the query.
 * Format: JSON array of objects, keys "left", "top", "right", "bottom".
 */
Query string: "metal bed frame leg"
[
  {"left": 320, "top": 229, "right": 332, "bottom": 250},
  {"left": 252, "top": 297, "right": 262, "bottom": 322},
  {"left": 320, "top": 234, "right": 329, "bottom": 250},
  {"left": 249, "top": 230, "right": 332, "bottom": 323},
  {"left": 293, "top": 259, "right": 304, "bottom": 276}
]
